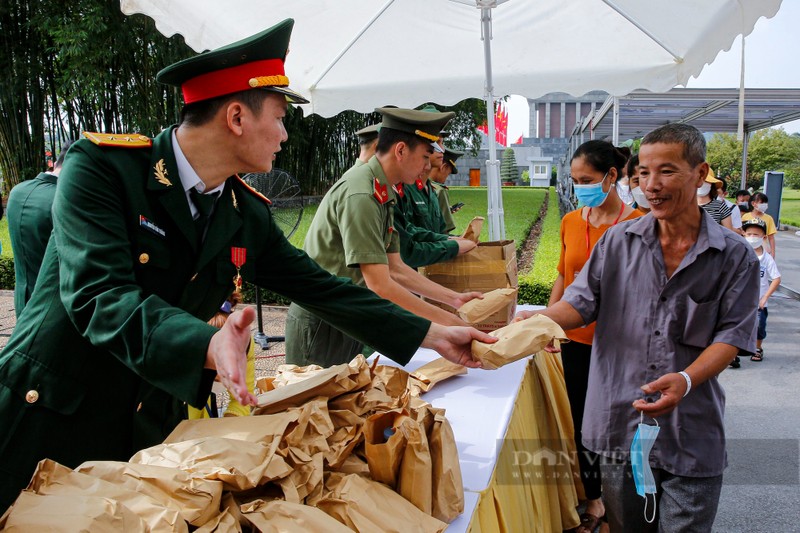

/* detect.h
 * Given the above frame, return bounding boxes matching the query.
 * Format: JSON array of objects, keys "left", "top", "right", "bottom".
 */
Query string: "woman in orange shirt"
[{"left": 550, "top": 140, "right": 643, "bottom": 532}]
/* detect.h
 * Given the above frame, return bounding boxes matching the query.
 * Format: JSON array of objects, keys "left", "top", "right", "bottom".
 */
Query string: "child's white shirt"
[{"left": 755, "top": 249, "right": 781, "bottom": 302}]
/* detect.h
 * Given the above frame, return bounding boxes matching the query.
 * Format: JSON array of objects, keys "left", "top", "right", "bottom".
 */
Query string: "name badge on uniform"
[{"left": 139, "top": 215, "right": 166, "bottom": 237}]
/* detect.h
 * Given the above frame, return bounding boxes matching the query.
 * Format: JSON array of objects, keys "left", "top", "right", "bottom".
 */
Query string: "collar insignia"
[
  {"left": 373, "top": 178, "right": 389, "bottom": 205},
  {"left": 153, "top": 159, "right": 172, "bottom": 186}
]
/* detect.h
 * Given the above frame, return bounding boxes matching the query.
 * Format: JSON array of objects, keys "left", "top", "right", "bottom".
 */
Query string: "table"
[{"left": 374, "top": 305, "right": 582, "bottom": 532}]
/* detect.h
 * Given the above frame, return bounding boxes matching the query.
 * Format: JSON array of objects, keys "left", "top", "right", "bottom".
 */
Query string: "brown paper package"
[{"left": 471, "top": 314, "right": 568, "bottom": 369}]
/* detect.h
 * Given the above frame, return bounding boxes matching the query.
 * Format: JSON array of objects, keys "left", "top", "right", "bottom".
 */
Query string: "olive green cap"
[
  {"left": 376, "top": 107, "right": 455, "bottom": 144},
  {"left": 443, "top": 147, "right": 464, "bottom": 174},
  {"left": 355, "top": 123, "right": 380, "bottom": 144},
  {"left": 156, "top": 19, "right": 309, "bottom": 105}
]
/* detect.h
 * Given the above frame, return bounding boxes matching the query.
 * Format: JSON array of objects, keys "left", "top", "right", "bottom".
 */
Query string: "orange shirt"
[{"left": 557, "top": 206, "right": 644, "bottom": 344}]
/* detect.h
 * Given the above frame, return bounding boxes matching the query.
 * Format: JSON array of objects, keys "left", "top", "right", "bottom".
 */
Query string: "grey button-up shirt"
[{"left": 563, "top": 210, "right": 759, "bottom": 477}]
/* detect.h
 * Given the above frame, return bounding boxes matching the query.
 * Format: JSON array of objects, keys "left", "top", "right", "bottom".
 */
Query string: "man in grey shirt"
[{"left": 518, "top": 123, "right": 759, "bottom": 531}]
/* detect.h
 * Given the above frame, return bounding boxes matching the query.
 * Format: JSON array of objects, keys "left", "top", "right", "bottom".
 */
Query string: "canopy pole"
[
  {"left": 740, "top": 131, "right": 750, "bottom": 190},
  {"left": 481, "top": 6, "right": 505, "bottom": 241},
  {"left": 612, "top": 96, "right": 620, "bottom": 146}
]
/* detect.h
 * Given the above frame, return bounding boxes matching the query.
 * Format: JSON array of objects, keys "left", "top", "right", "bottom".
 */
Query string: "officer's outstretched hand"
[
  {"left": 453, "top": 238, "right": 478, "bottom": 255},
  {"left": 206, "top": 306, "right": 258, "bottom": 407},
  {"left": 422, "top": 323, "right": 497, "bottom": 368},
  {"left": 451, "top": 291, "right": 484, "bottom": 309}
]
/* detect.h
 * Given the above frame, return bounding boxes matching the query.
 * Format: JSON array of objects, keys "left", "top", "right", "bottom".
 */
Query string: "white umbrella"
[{"left": 121, "top": 0, "right": 782, "bottom": 240}]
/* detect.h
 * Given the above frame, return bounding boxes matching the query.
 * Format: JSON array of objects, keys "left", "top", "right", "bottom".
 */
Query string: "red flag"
[
  {"left": 514, "top": 134, "right": 523, "bottom": 145},
  {"left": 495, "top": 102, "right": 508, "bottom": 147},
  {"left": 477, "top": 121, "right": 488, "bottom": 135}
]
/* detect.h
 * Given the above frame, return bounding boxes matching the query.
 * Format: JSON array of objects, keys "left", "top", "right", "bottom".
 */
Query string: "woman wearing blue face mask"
[{"left": 551, "top": 140, "right": 644, "bottom": 532}]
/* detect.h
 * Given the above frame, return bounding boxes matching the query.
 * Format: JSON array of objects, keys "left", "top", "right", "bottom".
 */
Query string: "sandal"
[
  {"left": 751, "top": 348, "right": 764, "bottom": 362},
  {"left": 575, "top": 512, "right": 604, "bottom": 533}
]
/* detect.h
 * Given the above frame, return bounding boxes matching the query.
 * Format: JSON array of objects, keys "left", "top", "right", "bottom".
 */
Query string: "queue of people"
[{"left": 0, "top": 18, "right": 780, "bottom": 533}]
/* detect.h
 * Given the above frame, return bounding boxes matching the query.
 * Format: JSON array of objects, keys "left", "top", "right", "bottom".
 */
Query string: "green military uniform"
[
  {"left": 432, "top": 181, "right": 457, "bottom": 234},
  {"left": 6, "top": 172, "right": 58, "bottom": 317},
  {"left": 433, "top": 147, "right": 464, "bottom": 234},
  {"left": 393, "top": 183, "right": 458, "bottom": 268},
  {"left": 0, "top": 20, "right": 433, "bottom": 512},
  {"left": 0, "top": 129, "right": 431, "bottom": 511},
  {"left": 404, "top": 177, "right": 447, "bottom": 234},
  {"left": 285, "top": 156, "right": 400, "bottom": 365}
]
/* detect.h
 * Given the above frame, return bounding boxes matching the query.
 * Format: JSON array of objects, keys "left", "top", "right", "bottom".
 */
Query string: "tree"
[
  {"left": 500, "top": 147, "right": 519, "bottom": 183},
  {"left": 0, "top": 0, "right": 192, "bottom": 193},
  {"left": 1, "top": 0, "right": 487, "bottom": 197},
  {"left": 706, "top": 128, "right": 800, "bottom": 190}
]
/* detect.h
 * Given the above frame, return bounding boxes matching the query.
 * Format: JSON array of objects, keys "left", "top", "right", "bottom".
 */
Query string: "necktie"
[{"left": 190, "top": 188, "right": 217, "bottom": 245}]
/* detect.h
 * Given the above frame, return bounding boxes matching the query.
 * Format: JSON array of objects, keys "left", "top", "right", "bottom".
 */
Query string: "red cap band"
[{"left": 181, "top": 59, "right": 286, "bottom": 104}]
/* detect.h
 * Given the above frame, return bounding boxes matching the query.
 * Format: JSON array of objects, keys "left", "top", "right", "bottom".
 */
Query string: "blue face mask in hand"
[
  {"left": 631, "top": 413, "right": 660, "bottom": 523},
  {"left": 573, "top": 171, "right": 610, "bottom": 208}
]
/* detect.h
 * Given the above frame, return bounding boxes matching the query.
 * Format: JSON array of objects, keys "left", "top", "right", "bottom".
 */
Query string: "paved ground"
[
  {"left": 0, "top": 231, "right": 797, "bottom": 530},
  {"left": 713, "top": 230, "right": 800, "bottom": 532}
]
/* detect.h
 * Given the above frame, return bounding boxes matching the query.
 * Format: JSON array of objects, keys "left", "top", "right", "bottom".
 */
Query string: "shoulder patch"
[
  {"left": 233, "top": 175, "right": 272, "bottom": 205},
  {"left": 83, "top": 132, "right": 152, "bottom": 148}
]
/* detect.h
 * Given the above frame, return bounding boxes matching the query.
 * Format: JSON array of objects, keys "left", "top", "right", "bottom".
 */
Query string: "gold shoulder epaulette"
[
  {"left": 233, "top": 175, "right": 272, "bottom": 205},
  {"left": 83, "top": 132, "right": 152, "bottom": 148}
]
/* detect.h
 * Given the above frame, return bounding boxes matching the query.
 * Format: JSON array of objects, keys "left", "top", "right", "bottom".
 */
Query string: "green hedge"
[
  {"left": 0, "top": 257, "right": 14, "bottom": 290},
  {"left": 518, "top": 187, "right": 560, "bottom": 305}
]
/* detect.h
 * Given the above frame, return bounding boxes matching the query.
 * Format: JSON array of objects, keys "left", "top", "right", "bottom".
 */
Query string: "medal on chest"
[{"left": 231, "top": 247, "right": 246, "bottom": 294}]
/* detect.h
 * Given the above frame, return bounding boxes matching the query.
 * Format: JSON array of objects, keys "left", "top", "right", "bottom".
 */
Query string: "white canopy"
[
  {"left": 121, "top": 0, "right": 781, "bottom": 116},
  {"left": 120, "top": 0, "right": 782, "bottom": 239}
]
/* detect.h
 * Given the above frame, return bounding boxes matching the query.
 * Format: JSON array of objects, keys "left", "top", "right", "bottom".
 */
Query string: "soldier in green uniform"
[
  {"left": 6, "top": 140, "right": 73, "bottom": 318},
  {"left": 0, "top": 20, "right": 493, "bottom": 512},
  {"left": 354, "top": 123, "right": 379, "bottom": 167},
  {"left": 285, "top": 107, "right": 485, "bottom": 367},
  {"left": 430, "top": 147, "right": 465, "bottom": 234}
]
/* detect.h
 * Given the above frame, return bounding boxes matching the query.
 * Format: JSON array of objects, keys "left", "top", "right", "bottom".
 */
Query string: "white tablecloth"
[{"left": 373, "top": 304, "right": 545, "bottom": 531}]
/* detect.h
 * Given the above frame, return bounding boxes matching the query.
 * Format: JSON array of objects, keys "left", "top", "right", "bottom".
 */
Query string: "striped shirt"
[{"left": 700, "top": 197, "right": 733, "bottom": 225}]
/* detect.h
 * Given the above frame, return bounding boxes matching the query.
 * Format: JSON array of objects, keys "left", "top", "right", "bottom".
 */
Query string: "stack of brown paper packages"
[{"left": 0, "top": 355, "right": 470, "bottom": 532}]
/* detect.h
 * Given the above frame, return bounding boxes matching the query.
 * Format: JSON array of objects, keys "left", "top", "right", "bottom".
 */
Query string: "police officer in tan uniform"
[
  {"left": 0, "top": 20, "right": 493, "bottom": 512},
  {"left": 354, "top": 123, "right": 379, "bottom": 167},
  {"left": 285, "top": 107, "right": 484, "bottom": 366}
]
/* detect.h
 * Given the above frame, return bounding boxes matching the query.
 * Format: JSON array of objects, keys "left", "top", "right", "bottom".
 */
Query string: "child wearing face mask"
[
  {"left": 696, "top": 171, "right": 733, "bottom": 230},
  {"left": 742, "top": 192, "right": 777, "bottom": 258},
  {"left": 741, "top": 218, "right": 781, "bottom": 363},
  {"left": 626, "top": 154, "right": 650, "bottom": 213}
]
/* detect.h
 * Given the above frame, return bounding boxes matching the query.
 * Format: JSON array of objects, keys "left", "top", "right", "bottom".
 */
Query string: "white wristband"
[{"left": 678, "top": 371, "right": 692, "bottom": 397}]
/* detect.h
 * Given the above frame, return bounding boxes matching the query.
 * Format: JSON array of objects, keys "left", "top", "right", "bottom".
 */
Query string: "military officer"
[
  {"left": 285, "top": 107, "right": 485, "bottom": 367},
  {"left": 0, "top": 20, "right": 494, "bottom": 512},
  {"left": 430, "top": 147, "right": 465, "bottom": 234},
  {"left": 354, "top": 123, "right": 380, "bottom": 166},
  {"left": 6, "top": 140, "right": 73, "bottom": 318}
]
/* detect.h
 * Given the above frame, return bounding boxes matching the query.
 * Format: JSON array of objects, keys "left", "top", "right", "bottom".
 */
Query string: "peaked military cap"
[
  {"left": 157, "top": 19, "right": 309, "bottom": 105},
  {"left": 377, "top": 107, "right": 455, "bottom": 145},
  {"left": 355, "top": 123, "right": 380, "bottom": 144},
  {"left": 443, "top": 147, "right": 465, "bottom": 174}
]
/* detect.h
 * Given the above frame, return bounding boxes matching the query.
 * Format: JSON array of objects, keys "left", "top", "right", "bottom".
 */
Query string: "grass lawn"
[
  {"left": 446, "top": 186, "right": 547, "bottom": 246},
  {"left": 0, "top": 218, "right": 10, "bottom": 258},
  {"left": 779, "top": 188, "right": 800, "bottom": 227}
]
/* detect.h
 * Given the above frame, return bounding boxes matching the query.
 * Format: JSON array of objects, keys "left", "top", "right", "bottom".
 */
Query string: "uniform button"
[
  {"left": 139, "top": 253, "right": 150, "bottom": 264},
  {"left": 649, "top": 364, "right": 657, "bottom": 370},
  {"left": 25, "top": 390, "right": 39, "bottom": 403},
  {"left": 190, "top": 273, "right": 198, "bottom": 282},
  {"left": 654, "top": 330, "right": 661, "bottom": 336},
  {"left": 660, "top": 296, "right": 667, "bottom": 302}
]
